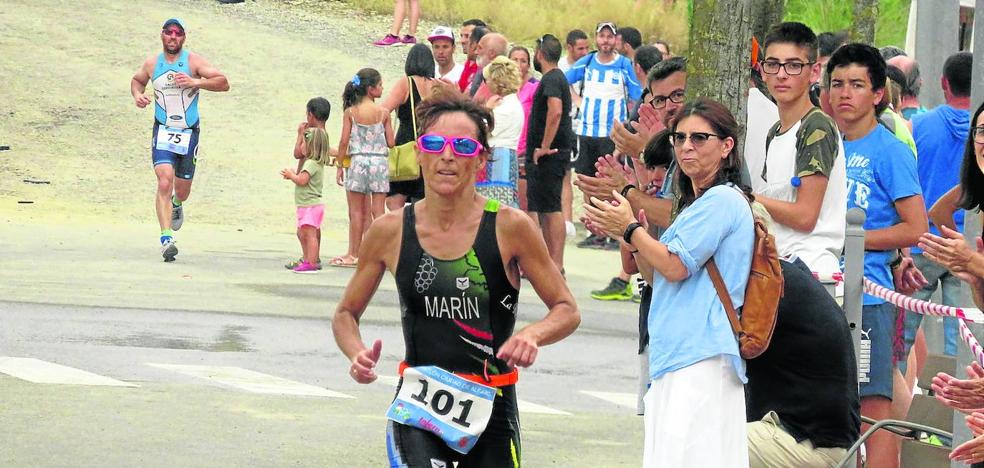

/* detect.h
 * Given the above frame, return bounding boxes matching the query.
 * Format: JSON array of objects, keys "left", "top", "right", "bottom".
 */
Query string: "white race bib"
[
  {"left": 155, "top": 126, "right": 193, "bottom": 155},
  {"left": 386, "top": 366, "right": 496, "bottom": 454}
]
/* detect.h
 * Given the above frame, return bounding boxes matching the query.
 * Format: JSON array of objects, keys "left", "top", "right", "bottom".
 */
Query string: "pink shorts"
[{"left": 296, "top": 204, "right": 324, "bottom": 228}]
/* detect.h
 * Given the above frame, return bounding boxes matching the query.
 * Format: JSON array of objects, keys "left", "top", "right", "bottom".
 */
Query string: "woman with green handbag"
[{"left": 381, "top": 44, "right": 438, "bottom": 211}]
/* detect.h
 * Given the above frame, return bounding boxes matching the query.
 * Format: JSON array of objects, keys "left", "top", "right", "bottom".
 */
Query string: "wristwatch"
[
  {"left": 623, "top": 222, "right": 643, "bottom": 245},
  {"left": 620, "top": 184, "right": 636, "bottom": 198}
]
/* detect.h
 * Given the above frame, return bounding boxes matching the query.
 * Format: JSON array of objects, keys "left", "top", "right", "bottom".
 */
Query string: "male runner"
[{"left": 131, "top": 18, "right": 229, "bottom": 261}]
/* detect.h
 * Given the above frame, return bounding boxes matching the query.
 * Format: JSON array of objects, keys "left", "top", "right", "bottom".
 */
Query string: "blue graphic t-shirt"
[
  {"left": 565, "top": 53, "right": 642, "bottom": 138},
  {"left": 844, "top": 125, "right": 922, "bottom": 305}
]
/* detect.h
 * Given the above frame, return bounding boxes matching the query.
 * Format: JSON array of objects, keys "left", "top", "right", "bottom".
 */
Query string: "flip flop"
[{"left": 328, "top": 256, "right": 358, "bottom": 268}]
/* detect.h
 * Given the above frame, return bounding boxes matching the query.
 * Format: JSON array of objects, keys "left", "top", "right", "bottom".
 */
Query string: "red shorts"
[{"left": 296, "top": 204, "right": 324, "bottom": 228}]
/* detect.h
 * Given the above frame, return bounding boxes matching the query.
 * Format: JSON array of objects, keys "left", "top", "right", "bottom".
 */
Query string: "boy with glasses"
[{"left": 752, "top": 22, "right": 846, "bottom": 281}]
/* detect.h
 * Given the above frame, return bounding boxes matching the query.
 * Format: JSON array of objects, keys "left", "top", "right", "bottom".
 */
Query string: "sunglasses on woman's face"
[
  {"left": 670, "top": 132, "right": 722, "bottom": 148},
  {"left": 417, "top": 134, "right": 484, "bottom": 158},
  {"left": 973, "top": 126, "right": 984, "bottom": 144}
]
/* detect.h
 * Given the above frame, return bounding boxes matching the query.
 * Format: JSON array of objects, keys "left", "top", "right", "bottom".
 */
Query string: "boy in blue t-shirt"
[{"left": 827, "top": 43, "right": 928, "bottom": 468}]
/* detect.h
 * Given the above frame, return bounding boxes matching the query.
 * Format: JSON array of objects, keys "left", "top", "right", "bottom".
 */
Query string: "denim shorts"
[{"left": 860, "top": 302, "right": 898, "bottom": 399}]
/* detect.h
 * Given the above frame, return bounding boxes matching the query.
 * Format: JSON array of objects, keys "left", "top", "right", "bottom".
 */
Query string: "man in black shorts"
[{"left": 526, "top": 34, "right": 574, "bottom": 272}]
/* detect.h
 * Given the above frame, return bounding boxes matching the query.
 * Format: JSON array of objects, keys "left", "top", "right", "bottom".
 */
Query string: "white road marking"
[
  {"left": 517, "top": 399, "right": 570, "bottom": 416},
  {"left": 146, "top": 363, "right": 353, "bottom": 398},
  {"left": 0, "top": 357, "right": 137, "bottom": 387},
  {"left": 580, "top": 390, "right": 637, "bottom": 409}
]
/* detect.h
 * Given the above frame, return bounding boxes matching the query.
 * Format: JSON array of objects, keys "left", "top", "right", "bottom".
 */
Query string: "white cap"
[{"left": 428, "top": 26, "right": 455, "bottom": 43}]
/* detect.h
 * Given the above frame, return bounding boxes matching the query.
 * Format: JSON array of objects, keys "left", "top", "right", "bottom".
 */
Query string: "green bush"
[{"left": 351, "top": 0, "right": 910, "bottom": 50}]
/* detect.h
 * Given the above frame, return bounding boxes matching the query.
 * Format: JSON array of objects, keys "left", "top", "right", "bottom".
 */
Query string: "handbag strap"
[
  {"left": 408, "top": 76, "right": 418, "bottom": 140},
  {"left": 707, "top": 258, "right": 742, "bottom": 338}
]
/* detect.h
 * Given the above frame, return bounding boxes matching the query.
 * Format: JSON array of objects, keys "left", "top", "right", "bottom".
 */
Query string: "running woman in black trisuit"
[{"left": 333, "top": 93, "right": 579, "bottom": 467}]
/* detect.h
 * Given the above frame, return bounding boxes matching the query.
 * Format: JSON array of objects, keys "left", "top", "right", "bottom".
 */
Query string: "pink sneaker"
[
  {"left": 293, "top": 261, "right": 319, "bottom": 274},
  {"left": 401, "top": 35, "right": 417, "bottom": 45},
  {"left": 373, "top": 34, "right": 401, "bottom": 47}
]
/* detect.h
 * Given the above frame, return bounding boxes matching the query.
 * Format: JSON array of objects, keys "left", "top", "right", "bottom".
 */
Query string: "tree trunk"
[
  {"left": 750, "top": 0, "right": 785, "bottom": 43},
  {"left": 851, "top": 0, "right": 878, "bottom": 44},
  {"left": 686, "top": 0, "right": 754, "bottom": 134}
]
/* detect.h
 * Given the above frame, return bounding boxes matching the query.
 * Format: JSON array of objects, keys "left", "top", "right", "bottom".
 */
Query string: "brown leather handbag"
[{"left": 707, "top": 211, "right": 784, "bottom": 359}]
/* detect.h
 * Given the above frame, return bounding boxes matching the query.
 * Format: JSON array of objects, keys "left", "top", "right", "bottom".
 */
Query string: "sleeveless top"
[
  {"left": 394, "top": 199, "right": 520, "bottom": 377},
  {"left": 152, "top": 50, "right": 199, "bottom": 129},
  {"left": 395, "top": 77, "right": 423, "bottom": 146},
  {"left": 348, "top": 116, "right": 388, "bottom": 157}
]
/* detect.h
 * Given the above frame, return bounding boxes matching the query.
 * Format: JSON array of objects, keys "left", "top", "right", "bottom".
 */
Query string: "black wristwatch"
[
  {"left": 620, "top": 184, "right": 636, "bottom": 198},
  {"left": 623, "top": 222, "right": 643, "bottom": 245}
]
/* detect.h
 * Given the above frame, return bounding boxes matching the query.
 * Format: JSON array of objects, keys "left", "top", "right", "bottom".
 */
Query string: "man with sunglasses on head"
[
  {"left": 131, "top": 18, "right": 229, "bottom": 262},
  {"left": 750, "top": 22, "right": 846, "bottom": 281},
  {"left": 566, "top": 22, "right": 643, "bottom": 250}
]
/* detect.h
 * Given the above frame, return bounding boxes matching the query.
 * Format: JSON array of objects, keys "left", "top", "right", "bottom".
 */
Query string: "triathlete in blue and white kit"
[{"left": 130, "top": 18, "right": 229, "bottom": 261}]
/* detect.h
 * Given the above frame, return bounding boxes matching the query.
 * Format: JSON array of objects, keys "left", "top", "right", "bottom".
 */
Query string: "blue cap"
[{"left": 162, "top": 18, "right": 185, "bottom": 31}]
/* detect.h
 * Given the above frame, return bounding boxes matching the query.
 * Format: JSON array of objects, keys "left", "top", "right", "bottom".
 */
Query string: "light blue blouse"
[{"left": 648, "top": 184, "right": 754, "bottom": 383}]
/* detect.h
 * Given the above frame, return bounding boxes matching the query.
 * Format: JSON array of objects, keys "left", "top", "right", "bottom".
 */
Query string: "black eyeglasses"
[
  {"left": 760, "top": 60, "right": 814, "bottom": 76},
  {"left": 973, "top": 126, "right": 984, "bottom": 144},
  {"left": 670, "top": 132, "right": 722, "bottom": 148},
  {"left": 648, "top": 90, "right": 686, "bottom": 109}
]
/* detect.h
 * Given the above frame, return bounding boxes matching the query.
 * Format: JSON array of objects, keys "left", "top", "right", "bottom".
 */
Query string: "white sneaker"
[
  {"left": 171, "top": 204, "right": 184, "bottom": 231},
  {"left": 565, "top": 221, "right": 576, "bottom": 239},
  {"left": 161, "top": 239, "right": 178, "bottom": 262}
]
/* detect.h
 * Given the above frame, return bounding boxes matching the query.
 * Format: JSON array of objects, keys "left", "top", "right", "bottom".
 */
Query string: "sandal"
[
  {"left": 286, "top": 258, "right": 322, "bottom": 270},
  {"left": 328, "top": 255, "right": 358, "bottom": 268}
]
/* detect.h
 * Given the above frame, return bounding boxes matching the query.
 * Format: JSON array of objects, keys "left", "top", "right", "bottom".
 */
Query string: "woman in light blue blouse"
[{"left": 585, "top": 98, "right": 754, "bottom": 468}]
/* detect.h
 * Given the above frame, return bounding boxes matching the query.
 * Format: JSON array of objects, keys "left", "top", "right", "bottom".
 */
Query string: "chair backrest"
[
  {"left": 918, "top": 354, "right": 957, "bottom": 393},
  {"left": 907, "top": 394, "right": 954, "bottom": 432},
  {"left": 901, "top": 439, "right": 950, "bottom": 468}
]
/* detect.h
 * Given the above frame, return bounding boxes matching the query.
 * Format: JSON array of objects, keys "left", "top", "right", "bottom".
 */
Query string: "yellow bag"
[{"left": 388, "top": 77, "right": 421, "bottom": 182}]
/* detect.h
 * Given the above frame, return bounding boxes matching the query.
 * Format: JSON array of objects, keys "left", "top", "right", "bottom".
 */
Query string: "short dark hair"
[
  {"left": 566, "top": 29, "right": 588, "bottom": 46},
  {"left": 306, "top": 97, "right": 331, "bottom": 122},
  {"left": 634, "top": 45, "right": 663, "bottom": 73},
  {"left": 536, "top": 34, "right": 562, "bottom": 63},
  {"left": 405, "top": 43, "right": 436, "bottom": 78},
  {"left": 959, "top": 100, "right": 984, "bottom": 211},
  {"left": 618, "top": 27, "right": 642, "bottom": 50},
  {"left": 763, "top": 22, "right": 818, "bottom": 63},
  {"left": 642, "top": 129, "right": 673, "bottom": 169},
  {"left": 817, "top": 31, "right": 848, "bottom": 57},
  {"left": 885, "top": 65, "right": 906, "bottom": 90},
  {"left": 880, "top": 46, "right": 906, "bottom": 61},
  {"left": 470, "top": 26, "right": 489, "bottom": 46},
  {"left": 943, "top": 51, "right": 973, "bottom": 97},
  {"left": 826, "top": 43, "right": 888, "bottom": 114},
  {"left": 462, "top": 19, "right": 486, "bottom": 28},
  {"left": 648, "top": 56, "right": 686, "bottom": 86}
]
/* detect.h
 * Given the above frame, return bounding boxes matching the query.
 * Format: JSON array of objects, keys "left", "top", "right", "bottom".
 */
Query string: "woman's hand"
[
  {"left": 919, "top": 225, "right": 984, "bottom": 283},
  {"left": 933, "top": 362, "right": 984, "bottom": 413},
  {"left": 583, "top": 191, "right": 637, "bottom": 240},
  {"left": 336, "top": 167, "right": 345, "bottom": 186},
  {"left": 893, "top": 256, "right": 928, "bottom": 295}
]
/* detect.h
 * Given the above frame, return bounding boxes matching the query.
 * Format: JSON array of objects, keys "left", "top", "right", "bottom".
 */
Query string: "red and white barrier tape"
[{"left": 863, "top": 278, "right": 984, "bottom": 366}]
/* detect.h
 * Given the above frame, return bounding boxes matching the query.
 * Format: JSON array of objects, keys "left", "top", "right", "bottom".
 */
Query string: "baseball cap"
[
  {"left": 596, "top": 22, "right": 617, "bottom": 35},
  {"left": 162, "top": 18, "right": 186, "bottom": 31},
  {"left": 428, "top": 26, "right": 455, "bottom": 43}
]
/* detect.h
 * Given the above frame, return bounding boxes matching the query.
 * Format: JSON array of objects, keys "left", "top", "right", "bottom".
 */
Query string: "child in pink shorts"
[{"left": 281, "top": 97, "right": 331, "bottom": 273}]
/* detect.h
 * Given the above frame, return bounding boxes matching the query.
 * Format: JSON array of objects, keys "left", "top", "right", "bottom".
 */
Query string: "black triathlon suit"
[{"left": 386, "top": 199, "right": 522, "bottom": 468}]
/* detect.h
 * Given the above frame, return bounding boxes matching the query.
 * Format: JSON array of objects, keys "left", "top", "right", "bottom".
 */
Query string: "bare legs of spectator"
[
  {"left": 861, "top": 396, "right": 899, "bottom": 468},
  {"left": 536, "top": 211, "right": 565, "bottom": 272},
  {"left": 562, "top": 170, "right": 574, "bottom": 225},
  {"left": 343, "top": 192, "right": 378, "bottom": 263},
  {"left": 387, "top": 0, "right": 419, "bottom": 38}
]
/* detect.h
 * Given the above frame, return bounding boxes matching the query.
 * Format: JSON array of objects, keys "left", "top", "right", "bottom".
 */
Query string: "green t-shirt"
[
  {"left": 295, "top": 158, "right": 324, "bottom": 206},
  {"left": 764, "top": 107, "right": 839, "bottom": 180}
]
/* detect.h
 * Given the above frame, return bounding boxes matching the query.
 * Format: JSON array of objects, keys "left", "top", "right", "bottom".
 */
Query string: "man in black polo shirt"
[{"left": 746, "top": 259, "right": 860, "bottom": 466}]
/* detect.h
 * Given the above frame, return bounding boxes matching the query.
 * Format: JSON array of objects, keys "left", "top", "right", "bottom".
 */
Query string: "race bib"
[
  {"left": 155, "top": 126, "right": 193, "bottom": 155},
  {"left": 386, "top": 366, "right": 496, "bottom": 454}
]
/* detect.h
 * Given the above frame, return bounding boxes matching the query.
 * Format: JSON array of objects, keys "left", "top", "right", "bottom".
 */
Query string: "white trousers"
[{"left": 642, "top": 355, "right": 749, "bottom": 468}]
